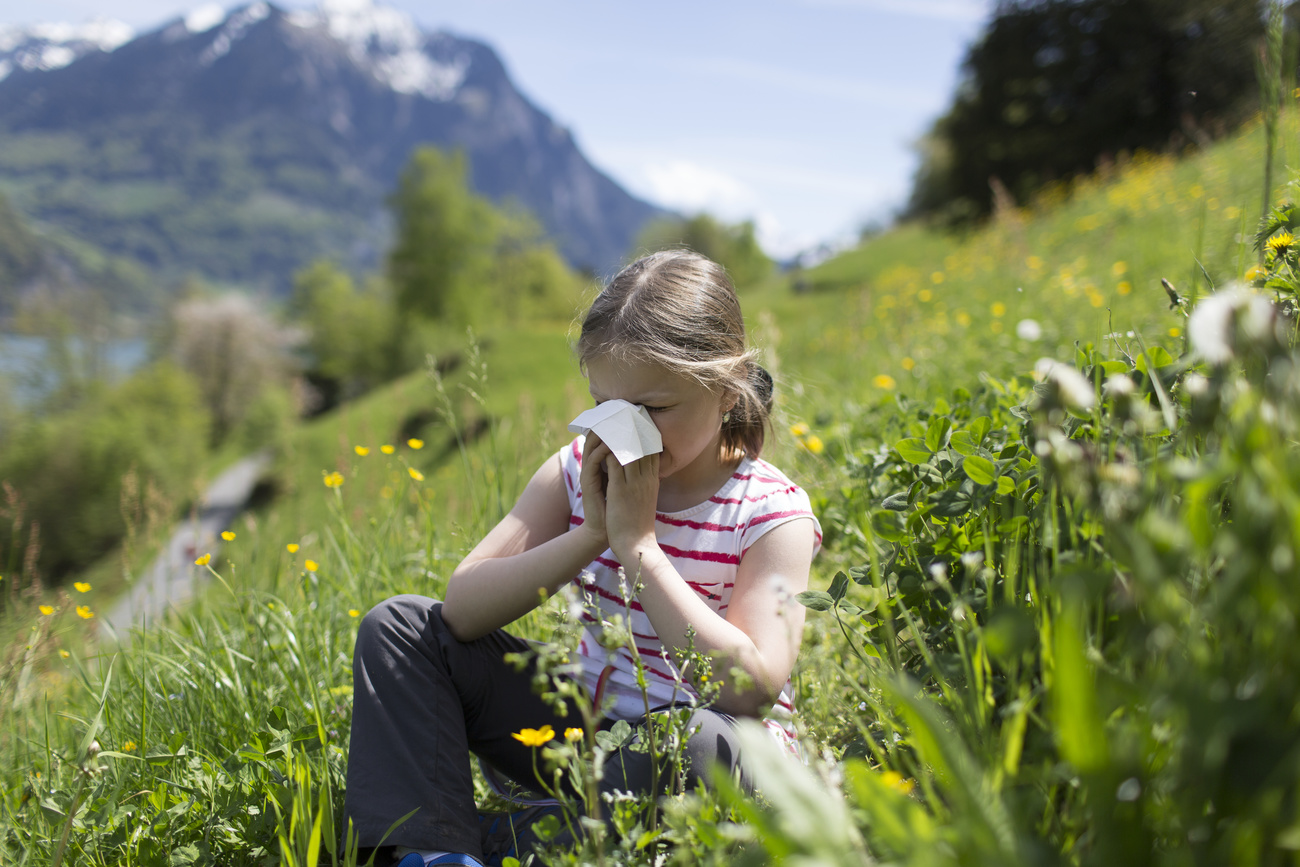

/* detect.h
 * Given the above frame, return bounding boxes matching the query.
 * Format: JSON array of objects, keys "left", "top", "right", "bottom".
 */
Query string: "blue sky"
[{"left": 0, "top": 0, "right": 992, "bottom": 257}]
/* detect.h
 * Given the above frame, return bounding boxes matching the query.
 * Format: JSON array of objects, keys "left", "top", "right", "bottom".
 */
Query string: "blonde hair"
[{"left": 577, "top": 250, "right": 773, "bottom": 458}]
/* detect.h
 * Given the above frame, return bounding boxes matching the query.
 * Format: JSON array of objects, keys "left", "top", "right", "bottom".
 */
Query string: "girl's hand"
[
  {"left": 578, "top": 433, "right": 611, "bottom": 547},
  {"left": 602, "top": 450, "right": 660, "bottom": 563}
]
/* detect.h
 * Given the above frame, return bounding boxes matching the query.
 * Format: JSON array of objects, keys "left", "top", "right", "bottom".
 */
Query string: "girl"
[{"left": 344, "top": 250, "right": 821, "bottom": 867}]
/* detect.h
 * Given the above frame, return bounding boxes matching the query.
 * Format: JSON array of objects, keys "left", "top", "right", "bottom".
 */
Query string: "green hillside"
[{"left": 2, "top": 110, "right": 1296, "bottom": 865}]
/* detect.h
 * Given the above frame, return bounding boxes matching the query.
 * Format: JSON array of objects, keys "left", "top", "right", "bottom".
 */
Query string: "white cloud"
[
  {"left": 641, "top": 159, "right": 759, "bottom": 216},
  {"left": 682, "top": 56, "right": 937, "bottom": 112}
]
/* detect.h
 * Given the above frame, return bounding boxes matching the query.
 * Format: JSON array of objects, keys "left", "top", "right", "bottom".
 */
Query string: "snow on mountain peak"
[
  {"left": 0, "top": 18, "right": 134, "bottom": 81},
  {"left": 287, "top": 0, "right": 469, "bottom": 100},
  {"left": 196, "top": 2, "right": 270, "bottom": 66},
  {"left": 185, "top": 4, "right": 227, "bottom": 34}
]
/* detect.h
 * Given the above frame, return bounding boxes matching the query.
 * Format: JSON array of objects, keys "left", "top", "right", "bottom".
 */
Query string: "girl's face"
[{"left": 586, "top": 355, "right": 736, "bottom": 489}]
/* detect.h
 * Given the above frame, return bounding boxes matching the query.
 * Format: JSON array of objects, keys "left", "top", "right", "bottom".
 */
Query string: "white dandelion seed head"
[
  {"left": 1035, "top": 358, "right": 1097, "bottom": 410},
  {"left": 1188, "top": 285, "right": 1277, "bottom": 366},
  {"left": 1104, "top": 374, "right": 1136, "bottom": 397},
  {"left": 1016, "top": 318, "right": 1043, "bottom": 341}
]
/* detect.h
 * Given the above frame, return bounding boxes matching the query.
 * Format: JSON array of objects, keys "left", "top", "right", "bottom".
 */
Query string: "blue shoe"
[
  {"left": 395, "top": 854, "right": 484, "bottom": 867},
  {"left": 479, "top": 805, "right": 564, "bottom": 867}
]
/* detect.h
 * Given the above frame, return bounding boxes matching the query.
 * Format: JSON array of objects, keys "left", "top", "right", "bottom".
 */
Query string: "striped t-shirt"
[{"left": 559, "top": 436, "right": 822, "bottom": 745}]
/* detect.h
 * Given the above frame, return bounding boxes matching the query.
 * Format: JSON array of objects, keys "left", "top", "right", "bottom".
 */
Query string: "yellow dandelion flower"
[
  {"left": 381, "top": 444, "right": 395, "bottom": 454},
  {"left": 305, "top": 560, "right": 319, "bottom": 572},
  {"left": 789, "top": 422, "right": 810, "bottom": 438},
  {"left": 407, "top": 438, "right": 424, "bottom": 450},
  {"left": 58, "top": 649, "right": 70, "bottom": 659},
  {"left": 991, "top": 320, "right": 1004, "bottom": 333},
  {"left": 76, "top": 605, "right": 94, "bottom": 620},
  {"left": 956, "top": 312, "right": 972, "bottom": 327},
  {"left": 873, "top": 374, "right": 896, "bottom": 390},
  {"left": 286, "top": 543, "right": 299, "bottom": 553},
  {"left": 1118, "top": 281, "right": 1133, "bottom": 296},
  {"left": 1111, "top": 261, "right": 1128, "bottom": 277},
  {"left": 221, "top": 531, "right": 236, "bottom": 541},
  {"left": 1026, "top": 255, "right": 1044, "bottom": 270},
  {"left": 354, "top": 446, "right": 370, "bottom": 456},
  {"left": 267, "top": 602, "right": 276, "bottom": 611},
  {"left": 1169, "top": 327, "right": 1182, "bottom": 338},
  {"left": 881, "top": 770, "right": 916, "bottom": 795},
  {"left": 380, "top": 486, "right": 394, "bottom": 499},
  {"left": 195, "top": 553, "right": 212, "bottom": 566},
  {"left": 511, "top": 725, "right": 555, "bottom": 747},
  {"left": 323, "top": 471, "right": 344, "bottom": 488},
  {"left": 348, "top": 609, "right": 361, "bottom": 618},
  {"left": 1245, "top": 265, "right": 1266, "bottom": 281},
  {"left": 74, "top": 582, "right": 91, "bottom": 593},
  {"left": 918, "top": 289, "right": 933, "bottom": 303},
  {"left": 123, "top": 741, "right": 137, "bottom": 752},
  {"left": 930, "top": 271, "right": 945, "bottom": 284},
  {"left": 901, "top": 357, "right": 916, "bottom": 371},
  {"left": 408, "top": 467, "right": 425, "bottom": 482},
  {"left": 1267, "top": 231, "right": 1293, "bottom": 252},
  {"left": 39, "top": 605, "right": 54, "bottom": 616},
  {"left": 565, "top": 727, "right": 584, "bottom": 742},
  {"left": 801, "top": 435, "right": 825, "bottom": 455},
  {"left": 990, "top": 302, "right": 1006, "bottom": 317}
]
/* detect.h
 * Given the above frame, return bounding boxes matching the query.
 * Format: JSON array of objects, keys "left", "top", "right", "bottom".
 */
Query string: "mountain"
[{"left": 0, "top": 1, "right": 662, "bottom": 293}]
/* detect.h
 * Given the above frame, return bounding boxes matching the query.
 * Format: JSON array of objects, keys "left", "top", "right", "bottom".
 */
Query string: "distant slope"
[{"left": 0, "top": 1, "right": 663, "bottom": 292}]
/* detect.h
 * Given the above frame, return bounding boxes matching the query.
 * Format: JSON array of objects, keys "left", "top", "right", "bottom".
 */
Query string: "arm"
[
  {"left": 601, "top": 452, "right": 815, "bottom": 716},
  {"left": 441, "top": 440, "right": 610, "bottom": 641}
]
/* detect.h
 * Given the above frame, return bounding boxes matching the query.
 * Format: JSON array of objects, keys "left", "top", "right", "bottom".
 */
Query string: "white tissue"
[{"left": 567, "top": 399, "right": 664, "bottom": 465}]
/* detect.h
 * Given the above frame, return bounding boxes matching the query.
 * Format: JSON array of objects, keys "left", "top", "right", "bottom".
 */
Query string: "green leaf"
[
  {"left": 1134, "top": 345, "right": 1174, "bottom": 372},
  {"left": 894, "top": 438, "right": 932, "bottom": 465},
  {"left": 996, "top": 476, "right": 1016, "bottom": 495},
  {"left": 829, "top": 571, "right": 850, "bottom": 602},
  {"left": 797, "top": 590, "right": 835, "bottom": 611},
  {"left": 925, "top": 415, "right": 951, "bottom": 453},
  {"left": 949, "top": 430, "right": 977, "bottom": 456},
  {"left": 963, "top": 455, "right": 998, "bottom": 485},
  {"left": 970, "top": 416, "right": 991, "bottom": 444},
  {"left": 1099, "top": 360, "right": 1129, "bottom": 375},
  {"left": 1051, "top": 611, "right": 1109, "bottom": 773}
]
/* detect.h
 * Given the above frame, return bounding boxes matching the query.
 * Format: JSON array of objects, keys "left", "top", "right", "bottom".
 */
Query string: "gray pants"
[{"left": 343, "top": 594, "right": 749, "bottom": 858}]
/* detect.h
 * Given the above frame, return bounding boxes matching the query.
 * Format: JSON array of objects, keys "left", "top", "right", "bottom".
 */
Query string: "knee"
[{"left": 356, "top": 594, "right": 442, "bottom": 658}]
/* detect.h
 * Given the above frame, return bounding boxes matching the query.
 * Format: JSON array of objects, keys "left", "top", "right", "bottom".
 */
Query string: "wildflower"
[
  {"left": 1104, "top": 374, "right": 1136, "bottom": 398},
  {"left": 74, "top": 582, "right": 91, "bottom": 593},
  {"left": 348, "top": 609, "right": 361, "bottom": 618},
  {"left": 881, "top": 770, "right": 916, "bottom": 795},
  {"left": 305, "top": 560, "right": 319, "bottom": 572},
  {"left": 930, "top": 271, "right": 945, "bottom": 284},
  {"left": 565, "top": 727, "right": 584, "bottom": 742},
  {"left": 195, "top": 553, "right": 212, "bottom": 566},
  {"left": 918, "top": 289, "right": 933, "bottom": 303},
  {"left": 1016, "top": 319, "right": 1042, "bottom": 341},
  {"left": 1118, "top": 281, "right": 1133, "bottom": 295},
  {"left": 380, "top": 486, "right": 394, "bottom": 499},
  {"left": 407, "top": 438, "right": 424, "bottom": 450},
  {"left": 1034, "top": 358, "right": 1096, "bottom": 410},
  {"left": 1245, "top": 265, "right": 1266, "bottom": 282},
  {"left": 1188, "top": 286, "right": 1277, "bottom": 365},
  {"left": 1168, "top": 327, "right": 1181, "bottom": 338},
  {"left": 991, "top": 302, "right": 1006, "bottom": 317},
  {"left": 873, "top": 374, "right": 896, "bottom": 390},
  {"left": 1111, "top": 261, "right": 1128, "bottom": 277},
  {"left": 408, "top": 467, "right": 425, "bottom": 482},
  {"left": 1026, "top": 255, "right": 1043, "bottom": 270},
  {"left": 789, "top": 422, "right": 810, "bottom": 437},
  {"left": 956, "top": 312, "right": 972, "bottom": 327},
  {"left": 59, "top": 649, "right": 70, "bottom": 658},
  {"left": 39, "top": 605, "right": 54, "bottom": 616},
  {"left": 901, "top": 357, "right": 916, "bottom": 371},
  {"left": 268, "top": 602, "right": 276, "bottom": 610},
  {"left": 380, "top": 444, "right": 395, "bottom": 454},
  {"left": 221, "top": 531, "right": 236, "bottom": 541},
  {"left": 512, "top": 725, "right": 555, "bottom": 747},
  {"left": 354, "top": 446, "right": 370, "bottom": 456},
  {"left": 323, "top": 471, "right": 344, "bottom": 488},
  {"left": 286, "top": 543, "right": 299, "bottom": 553},
  {"left": 76, "top": 605, "right": 94, "bottom": 620},
  {"left": 123, "top": 741, "right": 137, "bottom": 752},
  {"left": 1267, "top": 231, "right": 1293, "bottom": 253},
  {"left": 801, "top": 435, "right": 825, "bottom": 455}
]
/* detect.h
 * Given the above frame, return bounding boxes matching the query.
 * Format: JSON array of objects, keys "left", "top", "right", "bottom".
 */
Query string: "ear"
[{"left": 722, "top": 389, "right": 740, "bottom": 415}]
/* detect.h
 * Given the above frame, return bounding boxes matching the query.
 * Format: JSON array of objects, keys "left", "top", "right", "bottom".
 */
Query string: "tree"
[
  {"left": 291, "top": 259, "right": 395, "bottom": 401},
  {"left": 0, "top": 194, "right": 42, "bottom": 313},
  {"left": 908, "top": 0, "right": 1271, "bottom": 222},
  {"left": 636, "top": 214, "right": 773, "bottom": 289},
  {"left": 387, "top": 148, "right": 497, "bottom": 326}
]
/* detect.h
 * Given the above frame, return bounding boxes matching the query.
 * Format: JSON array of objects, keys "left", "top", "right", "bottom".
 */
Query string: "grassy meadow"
[{"left": 3, "top": 108, "right": 1299, "bottom": 866}]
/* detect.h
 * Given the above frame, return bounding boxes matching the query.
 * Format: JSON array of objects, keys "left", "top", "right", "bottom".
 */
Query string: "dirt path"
[{"left": 101, "top": 452, "right": 270, "bottom": 642}]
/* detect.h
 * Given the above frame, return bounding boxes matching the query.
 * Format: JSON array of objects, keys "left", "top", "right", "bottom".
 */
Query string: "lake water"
[{"left": 0, "top": 334, "right": 149, "bottom": 406}]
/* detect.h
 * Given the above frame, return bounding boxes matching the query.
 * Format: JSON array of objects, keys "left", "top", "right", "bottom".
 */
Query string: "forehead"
[{"left": 586, "top": 356, "right": 700, "bottom": 401}]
